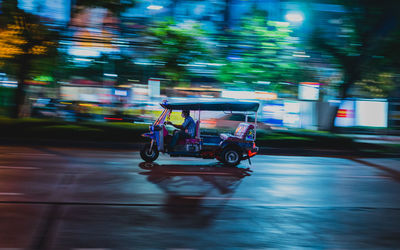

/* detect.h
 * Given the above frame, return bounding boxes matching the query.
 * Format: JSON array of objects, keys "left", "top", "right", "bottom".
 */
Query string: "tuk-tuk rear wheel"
[
  {"left": 221, "top": 148, "right": 241, "bottom": 166},
  {"left": 140, "top": 143, "right": 159, "bottom": 162}
]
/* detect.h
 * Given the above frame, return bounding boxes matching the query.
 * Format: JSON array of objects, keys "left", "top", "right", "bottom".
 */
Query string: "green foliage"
[
  {"left": 0, "top": 87, "right": 15, "bottom": 109},
  {"left": 216, "top": 9, "right": 311, "bottom": 91},
  {"left": 256, "top": 130, "right": 356, "bottom": 149},
  {"left": 27, "top": 125, "right": 102, "bottom": 140},
  {"left": 355, "top": 72, "right": 396, "bottom": 98},
  {"left": 145, "top": 19, "right": 210, "bottom": 85},
  {"left": 0, "top": 118, "right": 149, "bottom": 142}
]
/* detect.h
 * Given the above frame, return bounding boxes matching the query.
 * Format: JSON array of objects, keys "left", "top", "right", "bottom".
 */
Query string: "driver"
[{"left": 166, "top": 110, "right": 196, "bottom": 152}]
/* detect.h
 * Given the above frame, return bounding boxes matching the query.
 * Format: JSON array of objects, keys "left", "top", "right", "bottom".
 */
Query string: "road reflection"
[{"left": 139, "top": 162, "right": 252, "bottom": 226}]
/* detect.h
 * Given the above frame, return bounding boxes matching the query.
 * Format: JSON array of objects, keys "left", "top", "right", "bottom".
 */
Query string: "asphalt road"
[{"left": 0, "top": 145, "right": 399, "bottom": 249}]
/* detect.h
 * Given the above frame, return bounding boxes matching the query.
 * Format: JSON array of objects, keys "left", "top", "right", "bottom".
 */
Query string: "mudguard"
[
  {"left": 220, "top": 140, "right": 253, "bottom": 151},
  {"left": 219, "top": 141, "right": 242, "bottom": 152}
]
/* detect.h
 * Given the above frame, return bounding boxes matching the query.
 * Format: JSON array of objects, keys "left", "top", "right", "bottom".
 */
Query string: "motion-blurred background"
[{"left": 0, "top": 0, "right": 399, "bottom": 134}]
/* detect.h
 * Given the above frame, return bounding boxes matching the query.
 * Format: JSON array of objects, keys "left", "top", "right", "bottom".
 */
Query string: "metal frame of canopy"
[{"left": 160, "top": 100, "right": 260, "bottom": 112}]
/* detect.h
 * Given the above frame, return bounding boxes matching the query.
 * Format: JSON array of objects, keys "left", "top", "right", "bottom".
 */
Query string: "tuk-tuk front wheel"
[
  {"left": 221, "top": 148, "right": 241, "bottom": 166},
  {"left": 140, "top": 143, "right": 159, "bottom": 162}
]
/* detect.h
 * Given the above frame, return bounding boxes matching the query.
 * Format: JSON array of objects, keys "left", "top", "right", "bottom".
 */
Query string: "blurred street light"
[
  {"left": 104, "top": 73, "right": 117, "bottom": 77},
  {"left": 147, "top": 5, "right": 164, "bottom": 10},
  {"left": 285, "top": 11, "right": 304, "bottom": 23}
]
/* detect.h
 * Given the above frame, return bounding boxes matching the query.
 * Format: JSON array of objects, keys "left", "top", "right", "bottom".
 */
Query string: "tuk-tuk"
[{"left": 140, "top": 100, "right": 259, "bottom": 166}]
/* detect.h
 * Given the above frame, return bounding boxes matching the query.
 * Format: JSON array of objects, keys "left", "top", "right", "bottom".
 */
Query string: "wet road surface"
[{"left": 0, "top": 145, "right": 399, "bottom": 249}]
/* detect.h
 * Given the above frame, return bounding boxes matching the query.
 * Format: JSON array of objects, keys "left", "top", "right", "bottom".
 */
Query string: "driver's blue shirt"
[{"left": 182, "top": 116, "right": 196, "bottom": 138}]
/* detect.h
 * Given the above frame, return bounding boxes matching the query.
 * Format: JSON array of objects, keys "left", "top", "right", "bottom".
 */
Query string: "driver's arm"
[{"left": 166, "top": 121, "right": 183, "bottom": 130}]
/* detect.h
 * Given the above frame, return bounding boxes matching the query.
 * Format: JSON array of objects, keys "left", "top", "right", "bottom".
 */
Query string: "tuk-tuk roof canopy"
[{"left": 160, "top": 100, "right": 260, "bottom": 112}]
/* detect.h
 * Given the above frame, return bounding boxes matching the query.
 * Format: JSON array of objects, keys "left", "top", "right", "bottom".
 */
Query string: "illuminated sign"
[
  {"left": 34, "top": 76, "right": 53, "bottom": 82},
  {"left": 283, "top": 101, "right": 300, "bottom": 128},
  {"left": 222, "top": 91, "right": 277, "bottom": 100},
  {"left": 222, "top": 91, "right": 255, "bottom": 99},
  {"left": 298, "top": 82, "right": 320, "bottom": 101},
  {"left": 114, "top": 89, "right": 128, "bottom": 96},
  {"left": 262, "top": 103, "right": 284, "bottom": 126},
  {"left": 255, "top": 91, "right": 278, "bottom": 100},
  {"left": 356, "top": 101, "right": 388, "bottom": 127},
  {"left": 148, "top": 79, "right": 160, "bottom": 97}
]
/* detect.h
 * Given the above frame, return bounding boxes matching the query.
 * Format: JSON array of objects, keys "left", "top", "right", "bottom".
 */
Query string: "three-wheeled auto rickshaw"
[{"left": 140, "top": 100, "right": 259, "bottom": 166}]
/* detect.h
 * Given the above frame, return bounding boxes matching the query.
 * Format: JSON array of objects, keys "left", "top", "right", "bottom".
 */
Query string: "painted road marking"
[
  {"left": 73, "top": 248, "right": 111, "bottom": 250},
  {"left": 183, "top": 196, "right": 251, "bottom": 200},
  {"left": 167, "top": 171, "right": 238, "bottom": 176},
  {"left": 0, "top": 166, "right": 39, "bottom": 170},
  {"left": 0, "top": 192, "right": 23, "bottom": 196},
  {"left": 4, "top": 153, "right": 52, "bottom": 156}
]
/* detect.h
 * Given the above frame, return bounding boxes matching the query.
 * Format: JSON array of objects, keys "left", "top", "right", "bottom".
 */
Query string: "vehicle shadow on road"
[{"left": 138, "top": 162, "right": 252, "bottom": 227}]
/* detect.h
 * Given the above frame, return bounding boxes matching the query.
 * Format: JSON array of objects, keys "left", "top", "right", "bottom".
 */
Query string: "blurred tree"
[
  {"left": 0, "top": 0, "right": 59, "bottom": 118},
  {"left": 354, "top": 72, "right": 396, "bottom": 98},
  {"left": 68, "top": 53, "right": 145, "bottom": 85},
  {"left": 311, "top": 0, "right": 400, "bottom": 131},
  {"left": 216, "top": 8, "right": 313, "bottom": 92},
  {"left": 144, "top": 19, "right": 209, "bottom": 86}
]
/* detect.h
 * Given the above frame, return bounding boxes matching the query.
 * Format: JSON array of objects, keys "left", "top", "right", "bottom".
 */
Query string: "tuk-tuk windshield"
[{"left": 154, "top": 109, "right": 170, "bottom": 126}]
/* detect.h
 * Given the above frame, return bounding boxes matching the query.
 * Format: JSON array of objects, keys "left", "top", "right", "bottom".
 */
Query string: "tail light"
[{"left": 248, "top": 150, "right": 257, "bottom": 157}]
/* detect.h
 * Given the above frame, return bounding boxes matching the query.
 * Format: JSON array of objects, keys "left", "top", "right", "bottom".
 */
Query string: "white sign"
[
  {"left": 114, "top": 89, "right": 128, "bottom": 96},
  {"left": 222, "top": 91, "right": 255, "bottom": 99},
  {"left": 298, "top": 82, "right": 320, "bottom": 100},
  {"left": 148, "top": 79, "right": 160, "bottom": 97},
  {"left": 283, "top": 101, "right": 301, "bottom": 128},
  {"left": 356, "top": 101, "right": 388, "bottom": 127}
]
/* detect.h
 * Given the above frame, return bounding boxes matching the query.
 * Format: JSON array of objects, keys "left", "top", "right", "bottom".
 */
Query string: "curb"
[{"left": 0, "top": 138, "right": 143, "bottom": 150}]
